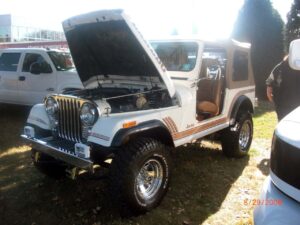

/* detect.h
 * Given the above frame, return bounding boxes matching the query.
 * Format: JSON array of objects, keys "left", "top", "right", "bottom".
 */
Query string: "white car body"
[
  {"left": 254, "top": 107, "right": 300, "bottom": 224},
  {"left": 0, "top": 48, "right": 83, "bottom": 105}
]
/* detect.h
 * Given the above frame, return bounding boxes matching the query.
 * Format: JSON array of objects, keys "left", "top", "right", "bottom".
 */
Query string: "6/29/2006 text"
[{"left": 244, "top": 198, "right": 282, "bottom": 206}]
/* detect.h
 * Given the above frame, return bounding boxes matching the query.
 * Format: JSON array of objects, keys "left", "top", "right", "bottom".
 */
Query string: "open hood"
[{"left": 62, "top": 9, "right": 175, "bottom": 97}]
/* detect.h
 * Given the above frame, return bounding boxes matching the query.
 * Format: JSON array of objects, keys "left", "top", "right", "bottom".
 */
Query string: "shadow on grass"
[
  {"left": 0, "top": 144, "right": 249, "bottom": 225},
  {"left": 0, "top": 104, "right": 31, "bottom": 150},
  {"left": 257, "top": 158, "right": 270, "bottom": 176},
  {"left": 0, "top": 104, "right": 250, "bottom": 225},
  {"left": 253, "top": 101, "right": 275, "bottom": 118}
]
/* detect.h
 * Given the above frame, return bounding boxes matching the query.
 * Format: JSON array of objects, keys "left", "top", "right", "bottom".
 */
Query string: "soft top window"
[
  {"left": 233, "top": 50, "right": 248, "bottom": 81},
  {"left": 151, "top": 42, "right": 198, "bottom": 72}
]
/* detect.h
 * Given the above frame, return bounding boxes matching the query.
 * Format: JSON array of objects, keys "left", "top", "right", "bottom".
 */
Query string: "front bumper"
[
  {"left": 21, "top": 134, "right": 93, "bottom": 169},
  {"left": 253, "top": 176, "right": 300, "bottom": 225}
]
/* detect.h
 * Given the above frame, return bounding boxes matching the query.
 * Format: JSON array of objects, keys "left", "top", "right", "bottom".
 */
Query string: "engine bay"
[{"left": 65, "top": 86, "right": 173, "bottom": 113}]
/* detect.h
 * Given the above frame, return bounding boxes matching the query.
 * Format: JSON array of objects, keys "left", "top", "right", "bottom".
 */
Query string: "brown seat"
[
  {"left": 197, "top": 100, "right": 219, "bottom": 115},
  {"left": 197, "top": 58, "right": 223, "bottom": 117}
]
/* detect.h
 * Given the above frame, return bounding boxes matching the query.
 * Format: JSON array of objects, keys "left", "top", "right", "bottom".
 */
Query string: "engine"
[{"left": 66, "top": 86, "right": 173, "bottom": 114}]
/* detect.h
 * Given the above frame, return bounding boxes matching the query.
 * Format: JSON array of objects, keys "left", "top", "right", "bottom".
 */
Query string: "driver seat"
[{"left": 197, "top": 58, "right": 222, "bottom": 117}]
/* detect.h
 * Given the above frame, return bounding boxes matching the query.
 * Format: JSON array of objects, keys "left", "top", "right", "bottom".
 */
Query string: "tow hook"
[
  {"left": 33, "top": 151, "right": 41, "bottom": 163},
  {"left": 65, "top": 166, "right": 95, "bottom": 180},
  {"left": 65, "top": 167, "right": 78, "bottom": 180}
]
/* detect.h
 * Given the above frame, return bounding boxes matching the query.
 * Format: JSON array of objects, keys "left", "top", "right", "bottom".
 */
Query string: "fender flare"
[
  {"left": 111, "top": 120, "right": 174, "bottom": 147},
  {"left": 230, "top": 95, "right": 254, "bottom": 120}
]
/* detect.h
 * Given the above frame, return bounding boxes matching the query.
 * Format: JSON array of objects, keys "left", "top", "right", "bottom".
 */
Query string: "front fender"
[
  {"left": 111, "top": 120, "right": 173, "bottom": 147},
  {"left": 27, "top": 104, "right": 51, "bottom": 130},
  {"left": 87, "top": 110, "right": 174, "bottom": 147}
]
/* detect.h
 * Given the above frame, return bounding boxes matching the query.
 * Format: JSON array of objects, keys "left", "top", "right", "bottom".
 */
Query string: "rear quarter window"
[
  {"left": 233, "top": 51, "right": 248, "bottom": 81},
  {"left": 0, "top": 53, "right": 21, "bottom": 72}
]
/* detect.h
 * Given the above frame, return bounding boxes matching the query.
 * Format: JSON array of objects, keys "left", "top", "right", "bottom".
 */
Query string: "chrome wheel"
[
  {"left": 135, "top": 159, "right": 163, "bottom": 200},
  {"left": 239, "top": 120, "right": 251, "bottom": 151}
]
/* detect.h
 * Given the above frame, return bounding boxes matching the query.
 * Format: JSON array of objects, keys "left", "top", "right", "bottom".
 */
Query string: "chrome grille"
[{"left": 55, "top": 96, "right": 84, "bottom": 142}]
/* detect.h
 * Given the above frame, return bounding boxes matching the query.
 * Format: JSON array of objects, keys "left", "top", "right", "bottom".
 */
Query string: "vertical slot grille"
[{"left": 56, "top": 97, "right": 82, "bottom": 142}]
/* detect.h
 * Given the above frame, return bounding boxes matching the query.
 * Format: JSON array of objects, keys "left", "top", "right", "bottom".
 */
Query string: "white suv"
[{"left": 0, "top": 48, "right": 83, "bottom": 105}]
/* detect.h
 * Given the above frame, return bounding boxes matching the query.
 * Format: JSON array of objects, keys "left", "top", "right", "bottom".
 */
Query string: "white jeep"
[{"left": 21, "top": 10, "right": 255, "bottom": 214}]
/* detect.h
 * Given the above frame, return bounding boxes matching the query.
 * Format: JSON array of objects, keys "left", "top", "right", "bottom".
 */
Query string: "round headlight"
[
  {"left": 45, "top": 97, "right": 58, "bottom": 115},
  {"left": 80, "top": 102, "right": 98, "bottom": 126}
]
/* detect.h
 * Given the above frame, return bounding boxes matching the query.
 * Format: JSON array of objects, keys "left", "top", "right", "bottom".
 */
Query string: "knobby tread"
[
  {"left": 108, "top": 137, "right": 171, "bottom": 216},
  {"left": 221, "top": 112, "right": 253, "bottom": 158}
]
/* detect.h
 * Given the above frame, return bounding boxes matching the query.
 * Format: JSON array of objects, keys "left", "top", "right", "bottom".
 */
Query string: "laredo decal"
[{"left": 172, "top": 118, "right": 228, "bottom": 140}]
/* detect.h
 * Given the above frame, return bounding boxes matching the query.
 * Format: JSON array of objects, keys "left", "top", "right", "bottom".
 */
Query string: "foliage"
[
  {"left": 285, "top": 0, "right": 300, "bottom": 48},
  {"left": 232, "top": 0, "right": 284, "bottom": 99}
]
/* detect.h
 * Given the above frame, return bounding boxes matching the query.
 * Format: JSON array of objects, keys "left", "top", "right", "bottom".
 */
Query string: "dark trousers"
[{"left": 275, "top": 104, "right": 297, "bottom": 121}]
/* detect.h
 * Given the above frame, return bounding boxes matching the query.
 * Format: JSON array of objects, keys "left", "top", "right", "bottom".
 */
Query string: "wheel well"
[
  {"left": 111, "top": 120, "right": 174, "bottom": 148},
  {"left": 127, "top": 127, "right": 174, "bottom": 147},
  {"left": 231, "top": 96, "right": 254, "bottom": 119}
]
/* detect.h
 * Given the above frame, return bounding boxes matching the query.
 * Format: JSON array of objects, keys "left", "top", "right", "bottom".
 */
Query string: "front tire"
[
  {"left": 109, "top": 138, "right": 171, "bottom": 215},
  {"left": 221, "top": 112, "right": 253, "bottom": 158}
]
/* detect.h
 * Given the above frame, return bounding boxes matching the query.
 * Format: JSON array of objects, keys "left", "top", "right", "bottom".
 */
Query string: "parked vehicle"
[
  {"left": 254, "top": 39, "right": 300, "bottom": 224},
  {"left": 0, "top": 48, "right": 83, "bottom": 105},
  {"left": 21, "top": 9, "right": 255, "bottom": 214}
]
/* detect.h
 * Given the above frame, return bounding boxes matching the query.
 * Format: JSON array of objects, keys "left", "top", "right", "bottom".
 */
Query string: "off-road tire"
[
  {"left": 221, "top": 112, "right": 253, "bottom": 158},
  {"left": 31, "top": 149, "right": 66, "bottom": 179},
  {"left": 109, "top": 138, "right": 171, "bottom": 216}
]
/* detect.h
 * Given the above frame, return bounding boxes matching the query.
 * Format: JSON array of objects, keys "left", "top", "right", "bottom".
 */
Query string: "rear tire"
[
  {"left": 221, "top": 112, "right": 253, "bottom": 158},
  {"left": 109, "top": 138, "right": 171, "bottom": 216}
]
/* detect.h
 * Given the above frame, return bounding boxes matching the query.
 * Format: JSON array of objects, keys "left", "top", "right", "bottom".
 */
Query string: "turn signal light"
[{"left": 122, "top": 121, "right": 137, "bottom": 128}]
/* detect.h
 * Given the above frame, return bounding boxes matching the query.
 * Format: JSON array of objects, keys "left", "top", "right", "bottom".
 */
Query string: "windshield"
[
  {"left": 47, "top": 51, "right": 75, "bottom": 71},
  {"left": 151, "top": 42, "right": 198, "bottom": 72}
]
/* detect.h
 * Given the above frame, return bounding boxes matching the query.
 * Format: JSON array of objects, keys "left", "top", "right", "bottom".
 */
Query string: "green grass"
[
  {"left": 253, "top": 101, "right": 277, "bottom": 140},
  {"left": 0, "top": 102, "right": 276, "bottom": 225}
]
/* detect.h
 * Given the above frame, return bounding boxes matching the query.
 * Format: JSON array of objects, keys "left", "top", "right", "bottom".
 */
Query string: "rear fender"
[{"left": 230, "top": 96, "right": 254, "bottom": 123}]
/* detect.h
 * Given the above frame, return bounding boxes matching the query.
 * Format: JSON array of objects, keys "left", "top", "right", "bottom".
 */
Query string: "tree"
[
  {"left": 286, "top": 0, "right": 300, "bottom": 48},
  {"left": 232, "top": 0, "right": 284, "bottom": 99}
]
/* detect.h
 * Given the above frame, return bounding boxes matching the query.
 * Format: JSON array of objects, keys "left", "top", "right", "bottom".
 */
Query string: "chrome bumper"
[{"left": 21, "top": 134, "right": 93, "bottom": 169}]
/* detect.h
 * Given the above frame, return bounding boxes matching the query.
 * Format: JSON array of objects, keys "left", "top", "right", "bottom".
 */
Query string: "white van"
[{"left": 0, "top": 48, "right": 83, "bottom": 105}]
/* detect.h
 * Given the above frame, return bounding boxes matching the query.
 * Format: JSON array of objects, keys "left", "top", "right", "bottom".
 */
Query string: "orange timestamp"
[{"left": 244, "top": 198, "right": 283, "bottom": 206}]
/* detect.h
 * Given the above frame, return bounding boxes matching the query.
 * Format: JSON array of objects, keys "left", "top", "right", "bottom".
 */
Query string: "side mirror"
[
  {"left": 30, "top": 62, "right": 52, "bottom": 75},
  {"left": 289, "top": 39, "right": 300, "bottom": 70}
]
